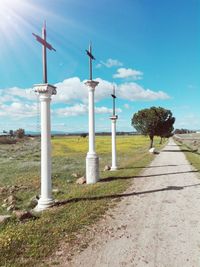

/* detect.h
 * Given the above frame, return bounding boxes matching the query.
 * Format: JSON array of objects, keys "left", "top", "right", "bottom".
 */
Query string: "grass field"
[
  {"left": 174, "top": 134, "right": 200, "bottom": 172},
  {"left": 0, "top": 135, "right": 165, "bottom": 266}
]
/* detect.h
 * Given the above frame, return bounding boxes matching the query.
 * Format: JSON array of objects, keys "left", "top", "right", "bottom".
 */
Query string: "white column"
[
  {"left": 85, "top": 80, "right": 99, "bottom": 184},
  {"left": 33, "top": 83, "right": 57, "bottom": 211},
  {"left": 110, "top": 116, "right": 118, "bottom": 170},
  {"left": 88, "top": 86, "right": 95, "bottom": 154}
]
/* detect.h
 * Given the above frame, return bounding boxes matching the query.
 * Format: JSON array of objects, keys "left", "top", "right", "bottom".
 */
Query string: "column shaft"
[
  {"left": 110, "top": 117, "right": 118, "bottom": 171},
  {"left": 85, "top": 80, "right": 99, "bottom": 184},
  {"left": 111, "top": 120, "right": 117, "bottom": 169},
  {"left": 40, "top": 96, "right": 52, "bottom": 199},
  {"left": 88, "top": 89, "right": 95, "bottom": 154}
]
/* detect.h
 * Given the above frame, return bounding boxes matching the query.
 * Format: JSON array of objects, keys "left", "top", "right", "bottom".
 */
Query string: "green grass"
[
  {"left": 0, "top": 135, "right": 166, "bottom": 266},
  {"left": 174, "top": 138, "right": 200, "bottom": 172}
]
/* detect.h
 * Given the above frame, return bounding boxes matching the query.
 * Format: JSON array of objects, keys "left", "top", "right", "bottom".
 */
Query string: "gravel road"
[{"left": 59, "top": 139, "right": 200, "bottom": 267}]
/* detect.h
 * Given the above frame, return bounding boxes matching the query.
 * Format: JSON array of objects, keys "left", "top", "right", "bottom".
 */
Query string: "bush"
[
  {"left": 0, "top": 137, "right": 16, "bottom": 144},
  {"left": 15, "top": 129, "right": 25, "bottom": 139},
  {"left": 80, "top": 133, "right": 87, "bottom": 138}
]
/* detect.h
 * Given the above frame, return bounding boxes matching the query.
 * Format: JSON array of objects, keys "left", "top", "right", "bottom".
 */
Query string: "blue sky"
[{"left": 0, "top": 0, "right": 199, "bottom": 132}]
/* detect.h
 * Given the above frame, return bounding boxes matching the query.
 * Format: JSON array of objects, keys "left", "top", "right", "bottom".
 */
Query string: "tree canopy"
[
  {"left": 15, "top": 128, "right": 25, "bottom": 139},
  {"left": 131, "top": 107, "right": 175, "bottom": 148}
]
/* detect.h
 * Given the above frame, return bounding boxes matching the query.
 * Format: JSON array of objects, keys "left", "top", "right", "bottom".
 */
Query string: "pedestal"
[
  {"left": 33, "top": 83, "right": 57, "bottom": 211},
  {"left": 86, "top": 153, "right": 99, "bottom": 184},
  {"left": 85, "top": 80, "right": 99, "bottom": 184},
  {"left": 110, "top": 115, "right": 118, "bottom": 171}
]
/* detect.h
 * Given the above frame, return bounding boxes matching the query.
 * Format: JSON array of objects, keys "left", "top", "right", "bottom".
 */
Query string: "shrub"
[{"left": 0, "top": 137, "right": 16, "bottom": 144}]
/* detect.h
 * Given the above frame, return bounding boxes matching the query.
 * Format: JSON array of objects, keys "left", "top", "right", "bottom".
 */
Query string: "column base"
[
  {"left": 111, "top": 166, "right": 118, "bottom": 171},
  {"left": 86, "top": 153, "right": 99, "bottom": 184},
  {"left": 34, "top": 197, "right": 54, "bottom": 212}
]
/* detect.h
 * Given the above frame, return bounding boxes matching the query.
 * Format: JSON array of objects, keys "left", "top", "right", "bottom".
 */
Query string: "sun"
[
  {"left": 0, "top": 0, "right": 31, "bottom": 42},
  {"left": 0, "top": 0, "right": 51, "bottom": 39},
  {"left": 0, "top": 0, "right": 25, "bottom": 28}
]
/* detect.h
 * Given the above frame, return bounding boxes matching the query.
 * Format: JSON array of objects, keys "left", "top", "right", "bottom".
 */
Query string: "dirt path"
[{"left": 56, "top": 139, "right": 200, "bottom": 267}]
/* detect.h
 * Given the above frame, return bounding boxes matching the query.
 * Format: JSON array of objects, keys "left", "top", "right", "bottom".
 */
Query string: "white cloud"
[
  {"left": 54, "top": 77, "right": 169, "bottom": 103},
  {"left": 117, "top": 82, "right": 170, "bottom": 101},
  {"left": 0, "top": 102, "right": 37, "bottom": 118},
  {"left": 96, "top": 58, "right": 123, "bottom": 68},
  {"left": 0, "top": 86, "right": 35, "bottom": 105},
  {"left": 95, "top": 106, "right": 122, "bottom": 114},
  {"left": 54, "top": 77, "right": 87, "bottom": 103},
  {"left": 0, "top": 77, "right": 169, "bottom": 106},
  {"left": 0, "top": 77, "right": 170, "bottom": 122},
  {"left": 56, "top": 104, "right": 87, "bottom": 117},
  {"left": 55, "top": 104, "right": 122, "bottom": 117},
  {"left": 94, "top": 78, "right": 113, "bottom": 101},
  {"left": 54, "top": 77, "right": 114, "bottom": 103},
  {"left": 113, "top": 68, "right": 143, "bottom": 80}
]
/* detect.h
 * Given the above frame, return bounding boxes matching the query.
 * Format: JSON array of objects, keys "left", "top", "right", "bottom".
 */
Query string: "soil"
[{"left": 49, "top": 139, "right": 200, "bottom": 267}]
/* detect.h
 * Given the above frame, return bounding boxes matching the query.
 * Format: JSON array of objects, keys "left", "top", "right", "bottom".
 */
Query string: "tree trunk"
[
  {"left": 149, "top": 135, "right": 154, "bottom": 148},
  {"left": 160, "top": 137, "right": 163, "bottom": 144}
]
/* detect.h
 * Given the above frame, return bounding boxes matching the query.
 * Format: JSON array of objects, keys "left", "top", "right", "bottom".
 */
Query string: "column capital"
[
  {"left": 34, "top": 83, "right": 57, "bottom": 97},
  {"left": 85, "top": 80, "right": 99, "bottom": 90},
  {"left": 110, "top": 115, "right": 118, "bottom": 121}
]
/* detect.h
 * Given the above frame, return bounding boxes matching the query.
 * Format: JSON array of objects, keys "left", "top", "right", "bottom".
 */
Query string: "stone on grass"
[
  {"left": 0, "top": 215, "right": 11, "bottom": 224},
  {"left": 149, "top": 147, "right": 155, "bottom": 153},
  {"left": 7, "top": 204, "right": 16, "bottom": 212},
  {"left": 104, "top": 165, "right": 111, "bottom": 171},
  {"left": 28, "top": 195, "right": 39, "bottom": 209},
  {"left": 71, "top": 173, "right": 79, "bottom": 178},
  {"left": 0, "top": 187, "right": 6, "bottom": 193},
  {"left": 76, "top": 176, "right": 86, "bottom": 185},
  {"left": 149, "top": 148, "right": 159, "bottom": 154},
  {"left": 52, "top": 188, "right": 61, "bottom": 193},
  {"left": 4, "top": 195, "right": 17, "bottom": 205},
  {"left": 56, "top": 250, "right": 64, "bottom": 256},
  {"left": 13, "top": 210, "right": 36, "bottom": 221},
  {"left": 9, "top": 185, "right": 19, "bottom": 193}
]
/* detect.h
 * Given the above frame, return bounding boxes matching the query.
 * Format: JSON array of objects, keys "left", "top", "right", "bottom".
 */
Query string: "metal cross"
[
  {"left": 32, "top": 21, "right": 56, "bottom": 84},
  {"left": 111, "top": 86, "right": 117, "bottom": 116},
  {"left": 86, "top": 43, "right": 95, "bottom": 80}
]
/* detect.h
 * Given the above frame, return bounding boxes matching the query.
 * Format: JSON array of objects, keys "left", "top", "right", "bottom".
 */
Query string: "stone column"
[
  {"left": 34, "top": 83, "right": 57, "bottom": 211},
  {"left": 85, "top": 80, "right": 99, "bottom": 184},
  {"left": 110, "top": 115, "right": 118, "bottom": 170}
]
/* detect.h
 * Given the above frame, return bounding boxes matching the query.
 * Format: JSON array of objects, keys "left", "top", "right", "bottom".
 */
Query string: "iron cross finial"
[
  {"left": 32, "top": 21, "right": 56, "bottom": 84},
  {"left": 86, "top": 42, "right": 95, "bottom": 80}
]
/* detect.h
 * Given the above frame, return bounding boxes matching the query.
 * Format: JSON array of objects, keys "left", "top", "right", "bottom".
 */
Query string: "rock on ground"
[
  {"left": 76, "top": 176, "right": 86, "bottom": 185},
  {"left": 0, "top": 215, "right": 11, "bottom": 224},
  {"left": 104, "top": 165, "right": 111, "bottom": 171},
  {"left": 13, "top": 210, "right": 36, "bottom": 221},
  {"left": 71, "top": 173, "right": 79, "bottom": 178}
]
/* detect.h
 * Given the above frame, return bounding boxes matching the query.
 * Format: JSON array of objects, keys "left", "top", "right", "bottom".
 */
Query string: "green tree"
[
  {"left": 158, "top": 115, "right": 175, "bottom": 143},
  {"left": 9, "top": 130, "right": 14, "bottom": 137},
  {"left": 131, "top": 107, "right": 175, "bottom": 148},
  {"left": 80, "top": 133, "right": 87, "bottom": 138},
  {"left": 15, "top": 128, "right": 25, "bottom": 139}
]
